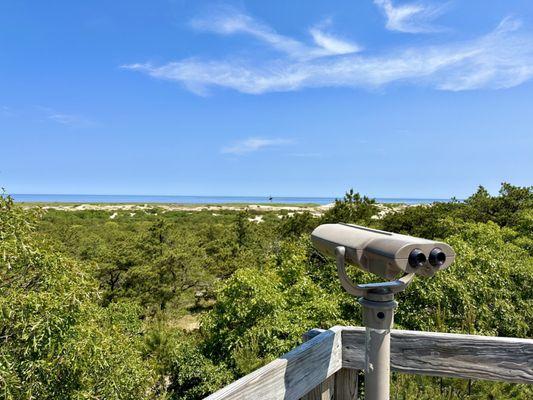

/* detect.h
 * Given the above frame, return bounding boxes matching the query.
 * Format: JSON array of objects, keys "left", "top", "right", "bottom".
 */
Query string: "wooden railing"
[{"left": 204, "top": 326, "right": 533, "bottom": 400}]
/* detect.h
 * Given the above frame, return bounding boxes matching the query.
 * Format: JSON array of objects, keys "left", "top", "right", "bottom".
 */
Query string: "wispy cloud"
[
  {"left": 123, "top": 11, "right": 533, "bottom": 95},
  {"left": 1, "top": 106, "right": 95, "bottom": 127},
  {"left": 191, "top": 9, "right": 305, "bottom": 58},
  {"left": 39, "top": 107, "right": 94, "bottom": 127},
  {"left": 287, "top": 152, "right": 323, "bottom": 158},
  {"left": 0, "top": 105, "right": 15, "bottom": 117},
  {"left": 189, "top": 7, "right": 360, "bottom": 60},
  {"left": 373, "top": 0, "right": 446, "bottom": 33},
  {"left": 47, "top": 113, "right": 87, "bottom": 126},
  {"left": 221, "top": 137, "right": 293, "bottom": 155},
  {"left": 310, "top": 19, "right": 362, "bottom": 55}
]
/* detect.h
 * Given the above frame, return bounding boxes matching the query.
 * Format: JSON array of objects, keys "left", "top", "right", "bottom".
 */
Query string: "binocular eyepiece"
[
  {"left": 311, "top": 223, "right": 455, "bottom": 280},
  {"left": 408, "top": 248, "right": 446, "bottom": 268},
  {"left": 408, "top": 249, "right": 426, "bottom": 268},
  {"left": 429, "top": 248, "right": 446, "bottom": 267}
]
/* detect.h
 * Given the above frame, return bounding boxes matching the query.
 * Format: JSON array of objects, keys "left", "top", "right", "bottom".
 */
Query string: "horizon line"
[{"left": 8, "top": 193, "right": 456, "bottom": 200}]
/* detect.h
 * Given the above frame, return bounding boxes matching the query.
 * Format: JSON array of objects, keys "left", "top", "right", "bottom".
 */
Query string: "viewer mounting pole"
[
  {"left": 359, "top": 292, "right": 396, "bottom": 400},
  {"left": 335, "top": 246, "right": 414, "bottom": 400},
  {"left": 312, "top": 224, "right": 454, "bottom": 399}
]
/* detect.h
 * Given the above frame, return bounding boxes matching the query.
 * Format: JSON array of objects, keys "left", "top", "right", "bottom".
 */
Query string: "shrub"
[{"left": 0, "top": 195, "right": 157, "bottom": 399}]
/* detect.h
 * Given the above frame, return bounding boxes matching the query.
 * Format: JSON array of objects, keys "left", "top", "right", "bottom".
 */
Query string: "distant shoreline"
[
  {"left": 13, "top": 195, "right": 452, "bottom": 215},
  {"left": 10, "top": 194, "right": 452, "bottom": 206}
]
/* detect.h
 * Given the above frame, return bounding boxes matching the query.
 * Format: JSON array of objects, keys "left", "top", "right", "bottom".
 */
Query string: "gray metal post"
[
  {"left": 359, "top": 295, "right": 397, "bottom": 400},
  {"left": 332, "top": 245, "right": 413, "bottom": 400}
]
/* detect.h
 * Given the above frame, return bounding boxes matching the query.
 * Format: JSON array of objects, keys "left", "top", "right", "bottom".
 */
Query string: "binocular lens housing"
[
  {"left": 311, "top": 223, "right": 455, "bottom": 279},
  {"left": 429, "top": 248, "right": 446, "bottom": 267},
  {"left": 408, "top": 249, "right": 426, "bottom": 268}
]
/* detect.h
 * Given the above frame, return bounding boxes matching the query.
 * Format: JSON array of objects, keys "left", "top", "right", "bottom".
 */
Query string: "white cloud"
[
  {"left": 48, "top": 113, "right": 81, "bottom": 125},
  {"left": 41, "top": 107, "right": 94, "bottom": 127},
  {"left": 221, "top": 137, "right": 293, "bottom": 155},
  {"left": 190, "top": 8, "right": 359, "bottom": 60},
  {"left": 0, "top": 106, "right": 94, "bottom": 126},
  {"left": 123, "top": 14, "right": 533, "bottom": 95},
  {"left": 310, "top": 27, "right": 362, "bottom": 55},
  {"left": 287, "top": 152, "right": 323, "bottom": 158},
  {"left": 374, "top": 0, "right": 446, "bottom": 33},
  {"left": 191, "top": 10, "right": 305, "bottom": 57},
  {"left": 0, "top": 105, "right": 14, "bottom": 117}
]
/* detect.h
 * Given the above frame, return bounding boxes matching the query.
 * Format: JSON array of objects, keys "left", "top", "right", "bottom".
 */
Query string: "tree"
[
  {"left": 234, "top": 211, "right": 250, "bottom": 248},
  {"left": 126, "top": 250, "right": 201, "bottom": 311},
  {"left": 201, "top": 240, "right": 343, "bottom": 376},
  {"left": 379, "top": 202, "right": 461, "bottom": 239},
  {"left": 0, "top": 194, "right": 158, "bottom": 399},
  {"left": 461, "top": 183, "right": 533, "bottom": 227},
  {"left": 277, "top": 211, "right": 317, "bottom": 238},
  {"left": 167, "top": 340, "right": 232, "bottom": 400},
  {"left": 394, "top": 221, "right": 533, "bottom": 338},
  {"left": 321, "top": 188, "right": 378, "bottom": 224}
]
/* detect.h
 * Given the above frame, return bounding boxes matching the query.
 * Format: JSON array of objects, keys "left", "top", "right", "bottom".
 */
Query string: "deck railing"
[{"left": 204, "top": 326, "right": 533, "bottom": 400}]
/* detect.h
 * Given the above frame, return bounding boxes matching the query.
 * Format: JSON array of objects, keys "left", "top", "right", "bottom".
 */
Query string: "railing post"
[
  {"left": 334, "top": 368, "right": 358, "bottom": 400},
  {"left": 300, "top": 375, "right": 335, "bottom": 400},
  {"left": 301, "top": 329, "right": 358, "bottom": 400}
]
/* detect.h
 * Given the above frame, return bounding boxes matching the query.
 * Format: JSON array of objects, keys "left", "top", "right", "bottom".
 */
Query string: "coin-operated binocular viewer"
[{"left": 311, "top": 223, "right": 455, "bottom": 400}]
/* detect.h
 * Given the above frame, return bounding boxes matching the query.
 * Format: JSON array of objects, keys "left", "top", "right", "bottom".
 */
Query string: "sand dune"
[
  {"left": 30, "top": 202, "right": 411, "bottom": 219},
  {"left": 34, "top": 202, "right": 336, "bottom": 213}
]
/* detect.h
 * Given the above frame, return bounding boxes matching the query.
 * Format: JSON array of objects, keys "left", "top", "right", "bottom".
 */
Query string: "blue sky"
[{"left": 1, "top": 0, "right": 532, "bottom": 198}]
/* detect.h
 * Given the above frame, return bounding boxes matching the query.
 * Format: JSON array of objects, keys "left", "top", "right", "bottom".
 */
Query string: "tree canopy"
[{"left": 1, "top": 183, "right": 532, "bottom": 399}]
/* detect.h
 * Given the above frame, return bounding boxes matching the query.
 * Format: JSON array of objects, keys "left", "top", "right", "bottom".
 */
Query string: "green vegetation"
[{"left": 1, "top": 184, "right": 532, "bottom": 399}]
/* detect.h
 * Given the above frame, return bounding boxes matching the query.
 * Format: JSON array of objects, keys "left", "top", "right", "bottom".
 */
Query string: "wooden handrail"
[
  {"left": 204, "top": 327, "right": 343, "bottom": 400},
  {"left": 341, "top": 326, "right": 533, "bottom": 384},
  {"left": 205, "top": 326, "right": 533, "bottom": 400}
]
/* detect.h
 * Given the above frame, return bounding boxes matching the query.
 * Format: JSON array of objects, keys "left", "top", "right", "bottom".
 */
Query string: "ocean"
[{"left": 10, "top": 194, "right": 451, "bottom": 205}]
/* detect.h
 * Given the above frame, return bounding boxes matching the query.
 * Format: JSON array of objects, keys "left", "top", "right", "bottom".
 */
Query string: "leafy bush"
[
  {"left": 142, "top": 325, "right": 232, "bottom": 400},
  {"left": 395, "top": 221, "right": 532, "bottom": 337},
  {"left": 167, "top": 340, "right": 233, "bottom": 400},
  {"left": 379, "top": 202, "right": 462, "bottom": 239},
  {"left": 380, "top": 183, "right": 533, "bottom": 240},
  {"left": 277, "top": 210, "right": 317, "bottom": 238},
  {"left": 321, "top": 188, "right": 378, "bottom": 225},
  {"left": 0, "top": 195, "right": 157, "bottom": 399},
  {"left": 201, "top": 240, "right": 343, "bottom": 376},
  {"left": 3, "top": 182, "right": 532, "bottom": 399},
  {"left": 460, "top": 183, "right": 533, "bottom": 227}
]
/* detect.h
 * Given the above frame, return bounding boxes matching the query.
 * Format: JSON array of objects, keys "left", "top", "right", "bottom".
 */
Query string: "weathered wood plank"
[
  {"left": 303, "top": 328, "right": 326, "bottom": 342},
  {"left": 301, "top": 365, "right": 358, "bottom": 400},
  {"left": 205, "top": 327, "right": 343, "bottom": 400},
  {"left": 334, "top": 368, "right": 358, "bottom": 400},
  {"left": 342, "top": 327, "right": 533, "bottom": 384},
  {"left": 300, "top": 382, "right": 322, "bottom": 400},
  {"left": 340, "top": 327, "right": 366, "bottom": 371},
  {"left": 301, "top": 375, "right": 335, "bottom": 400},
  {"left": 207, "top": 326, "right": 532, "bottom": 400},
  {"left": 301, "top": 329, "right": 332, "bottom": 400},
  {"left": 300, "top": 329, "right": 338, "bottom": 400}
]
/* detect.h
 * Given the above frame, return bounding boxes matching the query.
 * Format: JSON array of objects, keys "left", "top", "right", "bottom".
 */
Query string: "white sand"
[
  {"left": 248, "top": 215, "right": 264, "bottom": 223},
  {"left": 38, "top": 203, "right": 328, "bottom": 213},
  {"left": 33, "top": 200, "right": 411, "bottom": 220}
]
